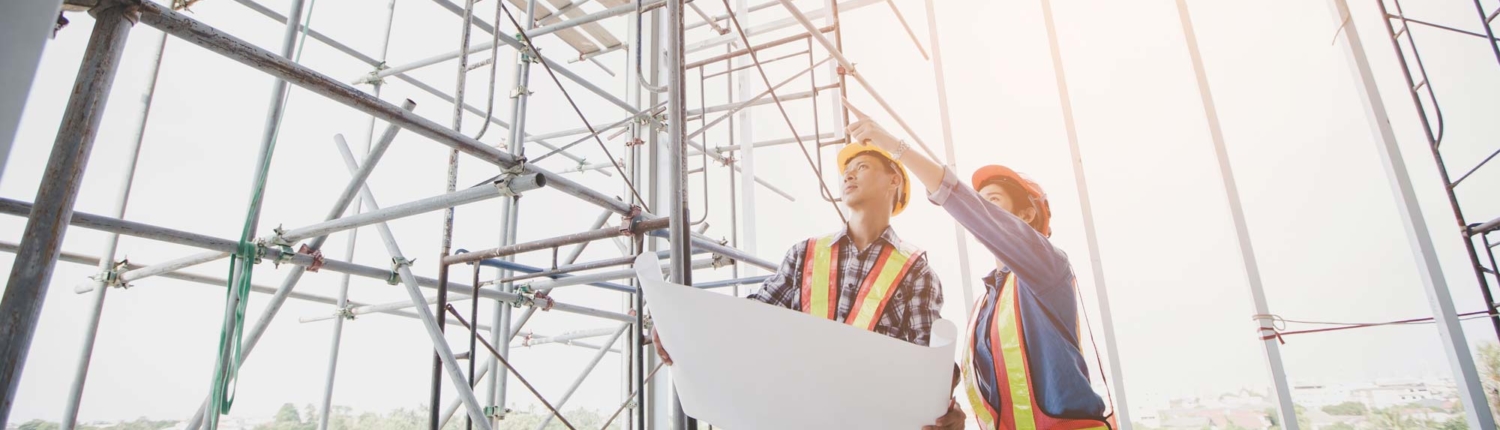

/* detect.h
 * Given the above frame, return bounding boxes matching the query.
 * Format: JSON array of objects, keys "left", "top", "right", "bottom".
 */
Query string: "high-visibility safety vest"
[
  {"left": 798, "top": 234, "right": 923, "bottom": 331},
  {"left": 963, "top": 274, "right": 1115, "bottom": 430}
]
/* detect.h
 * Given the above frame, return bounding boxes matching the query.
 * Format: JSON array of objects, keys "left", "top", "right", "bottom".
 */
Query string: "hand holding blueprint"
[{"left": 636, "top": 254, "right": 958, "bottom": 430}]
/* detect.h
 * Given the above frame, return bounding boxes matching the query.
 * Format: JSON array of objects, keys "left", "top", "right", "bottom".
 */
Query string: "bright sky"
[{"left": 5, "top": 0, "right": 1500, "bottom": 427}]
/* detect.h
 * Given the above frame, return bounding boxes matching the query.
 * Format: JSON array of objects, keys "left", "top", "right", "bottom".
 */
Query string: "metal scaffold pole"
[
  {"left": 60, "top": 30, "right": 169, "bottom": 430},
  {"left": 665, "top": 0, "right": 695, "bottom": 428},
  {"left": 1324, "top": 0, "right": 1496, "bottom": 428},
  {"left": 0, "top": 0, "right": 1183, "bottom": 425},
  {"left": 736, "top": 0, "right": 759, "bottom": 286},
  {"left": 336, "top": 144, "right": 495, "bottom": 430},
  {"left": 1169, "top": 1, "right": 1295, "bottom": 427},
  {"left": 317, "top": 1, "right": 400, "bottom": 428},
  {"left": 430, "top": 0, "right": 478, "bottom": 424},
  {"left": 919, "top": 0, "right": 975, "bottom": 317},
  {"left": 488, "top": 0, "right": 541, "bottom": 423},
  {"left": 0, "top": 2, "right": 137, "bottom": 425},
  {"left": 1037, "top": 2, "right": 1131, "bottom": 426}
]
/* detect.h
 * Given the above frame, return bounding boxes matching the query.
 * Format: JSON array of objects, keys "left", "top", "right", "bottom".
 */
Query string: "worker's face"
[
  {"left": 978, "top": 183, "right": 1036, "bottom": 225},
  {"left": 842, "top": 154, "right": 899, "bottom": 214}
]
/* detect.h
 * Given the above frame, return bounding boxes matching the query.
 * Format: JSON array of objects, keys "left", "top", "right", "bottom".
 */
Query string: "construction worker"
[
  {"left": 736, "top": 142, "right": 946, "bottom": 345},
  {"left": 846, "top": 102, "right": 1113, "bottom": 430},
  {"left": 653, "top": 132, "right": 954, "bottom": 425}
]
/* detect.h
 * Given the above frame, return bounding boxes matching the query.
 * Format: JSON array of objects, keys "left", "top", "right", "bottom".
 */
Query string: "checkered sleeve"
[
  {"left": 748, "top": 241, "right": 806, "bottom": 310},
  {"left": 892, "top": 254, "right": 944, "bottom": 346}
]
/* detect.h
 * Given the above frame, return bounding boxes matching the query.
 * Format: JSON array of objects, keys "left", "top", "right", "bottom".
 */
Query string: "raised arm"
[
  {"left": 845, "top": 102, "right": 1069, "bottom": 287},
  {"left": 845, "top": 100, "right": 946, "bottom": 197}
]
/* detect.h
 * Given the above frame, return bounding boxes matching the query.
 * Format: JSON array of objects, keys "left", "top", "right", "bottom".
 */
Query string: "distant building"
[
  {"left": 1293, "top": 383, "right": 1352, "bottom": 408},
  {"left": 1352, "top": 381, "right": 1440, "bottom": 409}
]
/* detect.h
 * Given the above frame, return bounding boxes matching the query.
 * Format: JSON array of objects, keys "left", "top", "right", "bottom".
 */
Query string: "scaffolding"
[
  {"left": 0, "top": 0, "right": 991, "bottom": 428},
  {"left": 0, "top": 0, "right": 1496, "bottom": 429}
]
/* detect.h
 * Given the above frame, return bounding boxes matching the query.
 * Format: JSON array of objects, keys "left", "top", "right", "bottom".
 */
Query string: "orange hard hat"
[
  {"left": 972, "top": 165, "right": 1052, "bottom": 236},
  {"left": 836, "top": 144, "right": 911, "bottom": 216}
]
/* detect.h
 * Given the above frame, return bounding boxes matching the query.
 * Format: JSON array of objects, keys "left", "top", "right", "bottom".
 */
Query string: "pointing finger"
[{"left": 841, "top": 96, "right": 871, "bottom": 120}]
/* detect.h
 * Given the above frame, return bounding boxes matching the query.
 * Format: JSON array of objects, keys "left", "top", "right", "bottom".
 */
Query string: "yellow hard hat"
[{"left": 836, "top": 144, "right": 911, "bottom": 216}]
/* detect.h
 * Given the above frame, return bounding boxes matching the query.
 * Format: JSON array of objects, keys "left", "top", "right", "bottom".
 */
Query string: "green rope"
[{"left": 207, "top": 1, "right": 318, "bottom": 428}]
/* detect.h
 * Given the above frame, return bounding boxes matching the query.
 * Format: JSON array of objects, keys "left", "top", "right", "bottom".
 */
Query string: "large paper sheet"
[{"left": 636, "top": 254, "right": 957, "bottom": 430}]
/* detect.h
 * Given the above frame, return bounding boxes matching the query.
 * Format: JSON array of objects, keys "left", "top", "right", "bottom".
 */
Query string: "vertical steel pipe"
[{"left": 0, "top": 2, "right": 136, "bottom": 424}]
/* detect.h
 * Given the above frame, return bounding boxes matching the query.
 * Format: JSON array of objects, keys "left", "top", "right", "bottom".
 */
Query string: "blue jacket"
[{"left": 928, "top": 167, "right": 1106, "bottom": 420}]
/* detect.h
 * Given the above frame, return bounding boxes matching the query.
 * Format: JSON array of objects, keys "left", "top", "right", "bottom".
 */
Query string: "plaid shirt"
[{"left": 749, "top": 227, "right": 945, "bottom": 346}]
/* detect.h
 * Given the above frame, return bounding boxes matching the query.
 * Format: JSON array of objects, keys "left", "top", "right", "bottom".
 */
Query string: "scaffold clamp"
[
  {"left": 297, "top": 244, "right": 324, "bottom": 272},
  {"left": 92, "top": 259, "right": 130, "bottom": 289},
  {"left": 484, "top": 406, "right": 511, "bottom": 418},
  {"left": 387, "top": 257, "right": 414, "bottom": 285},
  {"left": 272, "top": 243, "right": 297, "bottom": 268},
  {"left": 517, "top": 39, "right": 542, "bottom": 64},
  {"left": 491, "top": 169, "right": 531, "bottom": 198},
  {"left": 509, "top": 85, "right": 533, "bottom": 98},
  {"left": 620, "top": 205, "right": 643, "bottom": 235}
]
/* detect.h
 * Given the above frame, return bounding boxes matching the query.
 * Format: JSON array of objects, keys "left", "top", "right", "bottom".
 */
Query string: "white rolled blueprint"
[{"left": 636, "top": 254, "right": 957, "bottom": 430}]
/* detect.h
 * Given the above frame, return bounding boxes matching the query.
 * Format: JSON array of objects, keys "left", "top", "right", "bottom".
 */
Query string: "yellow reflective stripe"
[
  {"left": 806, "top": 236, "right": 836, "bottom": 320},
  {"left": 847, "top": 249, "right": 911, "bottom": 329},
  {"left": 997, "top": 275, "right": 1036, "bottom": 430},
  {"left": 963, "top": 332, "right": 997, "bottom": 428},
  {"left": 964, "top": 358, "right": 996, "bottom": 427}
]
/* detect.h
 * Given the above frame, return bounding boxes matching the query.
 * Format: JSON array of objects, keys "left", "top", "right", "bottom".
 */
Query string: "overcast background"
[{"left": 4, "top": 0, "right": 1500, "bottom": 427}]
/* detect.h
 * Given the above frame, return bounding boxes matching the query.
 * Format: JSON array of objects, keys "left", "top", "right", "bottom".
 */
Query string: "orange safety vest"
[
  {"left": 798, "top": 234, "right": 923, "bottom": 331},
  {"left": 963, "top": 274, "right": 1116, "bottom": 430}
]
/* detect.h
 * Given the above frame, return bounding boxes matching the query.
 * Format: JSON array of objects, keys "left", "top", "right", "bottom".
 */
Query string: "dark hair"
[{"left": 980, "top": 178, "right": 1038, "bottom": 226}]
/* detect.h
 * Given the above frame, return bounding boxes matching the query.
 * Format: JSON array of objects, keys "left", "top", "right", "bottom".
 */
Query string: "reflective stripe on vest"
[
  {"left": 799, "top": 235, "right": 922, "bottom": 331},
  {"left": 963, "top": 274, "right": 1112, "bottom": 430}
]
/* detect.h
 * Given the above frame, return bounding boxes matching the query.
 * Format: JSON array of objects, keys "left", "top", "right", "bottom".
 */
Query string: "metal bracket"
[
  {"left": 653, "top": 113, "right": 668, "bottom": 131},
  {"left": 519, "top": 287, "right": 561, "bottom": 311},
  {"left": 518, "top": 288, "right": 555, "bottom": 311},
  {"left": 387, "top": 257, "right": 414, "bottom": 285},
  {"left": 517, "top": 38, "right": 542, "bottom": 64},
  {"left": 91, "top": 259, "right": 130, "bottom": 289},
  {"left": 484, "top": 406, "right": 512, "bottom": 419},
  {"left": 54, "top": 13, "right": 70, "bottom": 37},
  {"left": 491, "top": 171, "right": 528, "bottom": 198},
  {"left": 335, "top": 305, "right": 356, "bottom": 321},
  {"left": 710, "top": 253, "right": 731, "bottom": 269},
  {"left": 354, "top": 62, "right": 391, "bottom": 87},
  {"left": 272, "top": 244, "right": 297, "bottom": 268},
  {"left": 97, "top": 0, "right": 144, "bottom": 25},
  {"left": 248, "top": 240, "right": 269, "bottom": 265},
  {"left": 619, "top": 205, "right": 643, "bottom": 235},
  {"left": 268, "top": 225, "right": 294, "bottom": 246},
  {"left": 509, "top": 85, "right": 533, "bottom": 99},
  {"left": 297, "top": 244, "right": 324, "bottom": 273},
  {"left": 260, "top": 225, "right": 297, "bottom": 268}
]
